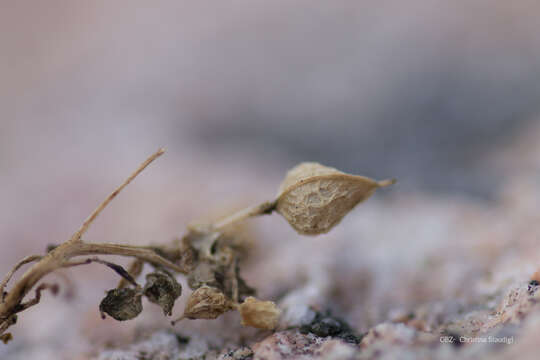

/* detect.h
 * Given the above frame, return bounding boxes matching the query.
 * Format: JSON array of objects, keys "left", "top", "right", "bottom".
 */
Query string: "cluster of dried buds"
[
  {"left": 97, "top": 223, "right": 282, "bottom": 331},
  {"left": 0, "top": 150, "right": 394, "bottom": 344}
]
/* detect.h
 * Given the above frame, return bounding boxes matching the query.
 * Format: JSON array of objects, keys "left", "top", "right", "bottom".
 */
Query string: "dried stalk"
[
  {"left": 69, "top": 148, "right": 165, "bottom": 243},
  {"left": 213, "top": 201, "right": 276, "bottom": 230},
  {"left": 117, "top": 259, "right": 144, "bottom": 289},
  {"left": 0, "top": 255, "right": 42, "bottom": 302},
  {"left": 0, "top": 155, "right": 395, "bottom": 343},
  {"left": 0, "top": 148, "right": 187, "bottom": 339}
]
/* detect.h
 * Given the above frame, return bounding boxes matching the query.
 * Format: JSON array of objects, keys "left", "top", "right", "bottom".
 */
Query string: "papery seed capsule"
[
  {"left": 276, "top": 162, "right": 395, "bottom": 235},
  {"left": 239, "top": 296, "right": 281, "bottom": 330},
  {"left": 183, "top": 285, "right": 231, "bottom": 320}
]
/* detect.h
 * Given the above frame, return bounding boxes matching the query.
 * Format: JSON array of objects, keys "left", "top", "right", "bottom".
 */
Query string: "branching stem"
[
  {"left": 0, "top": 149, "right": 176, "bottom": 339},
  {"left": 0, "top": 255, "right": 42, "bottom": 302}
]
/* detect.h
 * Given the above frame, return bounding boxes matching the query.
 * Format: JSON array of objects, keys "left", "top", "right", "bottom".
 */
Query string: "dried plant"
[{"left": 0, "top": 150, "right": 395, "bottom": 344}]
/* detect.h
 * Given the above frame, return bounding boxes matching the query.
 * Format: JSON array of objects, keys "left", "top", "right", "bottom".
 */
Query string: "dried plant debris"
[
  {"left": 143, "top": 271, "right": 182, "bottom": 316},
  {"left": 299, "top": 310, "right": 363, "bottom": 344},
  {"left": 99, "top": 288, "right": 143, "bottom": 321},
  {"left": 0, "top": 151, "right": 393, "bottom": 344},
  {"left": 179, "top": 285, "right": 233, "bottom": 321},
  {"left": 183, "top": 225, "right": 256, "bottom": 304},
  {"left": 239, "top": 297, "right": 281, "bottom": 330}
]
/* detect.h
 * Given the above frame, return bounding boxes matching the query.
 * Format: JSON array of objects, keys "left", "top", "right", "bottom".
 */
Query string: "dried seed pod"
[
  {"left": 239, "top": 296, "right": 281, "bottom": 330},
  {"left": 276, "top": 162, "right": 395, "bottom": 235},
  {"left": 99, "top": 288, "right": 143, "bottom": 321},
  {"left": 183, "top": 285, "right": 231, "bottom": 320},
  {"left": 143, "top": 272, "right": 182, "bottom": 316}
]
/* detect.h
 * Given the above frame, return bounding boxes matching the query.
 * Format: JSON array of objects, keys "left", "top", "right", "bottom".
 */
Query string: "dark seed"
[
  {"left": 143, "top": 272, "right": 182, "bottom": 316},
  {"left": 99, "top": 288, "right": 142, "bottom": 321}
]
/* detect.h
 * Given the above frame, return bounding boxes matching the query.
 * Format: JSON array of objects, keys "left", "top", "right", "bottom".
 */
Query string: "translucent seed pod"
[{"left": 276, "top": 162, "right": 395, "bottom": 235}]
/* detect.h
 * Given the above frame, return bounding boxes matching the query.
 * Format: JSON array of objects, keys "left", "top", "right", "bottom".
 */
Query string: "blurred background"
[{"left": 2, "top": 1, "right": 540, "bottom": 359}]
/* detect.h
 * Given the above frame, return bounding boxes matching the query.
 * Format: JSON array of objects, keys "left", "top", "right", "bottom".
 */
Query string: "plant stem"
[
  {"left": 213, "top": 201, "right": 276, "bottom": 230},
  {"left": 0, "top": 149, "right": 173, "bottom": 338},
  {"left": 0, "top": 255, "right": 42, "bottom": 303},
  {"left": 69, "top": 148, "right": 164, "bottom": 243},
  {"left": 74, "top": 243, "right": 189, "bottom": 274}
]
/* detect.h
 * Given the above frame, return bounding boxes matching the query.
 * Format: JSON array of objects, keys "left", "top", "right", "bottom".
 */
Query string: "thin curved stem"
[
  {"left": 69, "top": 148, "right": 164, "bottom": 243},
  {"left": 74, "top": 243, "right": 189, "bottom": 274},
  {"left": 0, "top": 255, "right": 42, "bottom": 303},
  {"left": 0, "top": 149, "right": 169, "bottom": 340}
]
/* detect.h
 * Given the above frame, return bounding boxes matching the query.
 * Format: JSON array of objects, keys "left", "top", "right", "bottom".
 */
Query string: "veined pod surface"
[
  {"left": 276, "top": 162, "right": 395, "bottom": 235},
  {"left": 183, "top": 285, "right": 232, "bottom": 320}
]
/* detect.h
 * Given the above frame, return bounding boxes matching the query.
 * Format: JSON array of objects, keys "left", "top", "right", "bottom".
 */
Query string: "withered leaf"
[
  {"left": 99, "top": 288, "right": 143, "bottom": 321},
  {"left": 276, "top": 162, "right": 395, "bottom": 235},
  {"left": 143, "top": 272, "right": 182, "bottom": 316}
]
